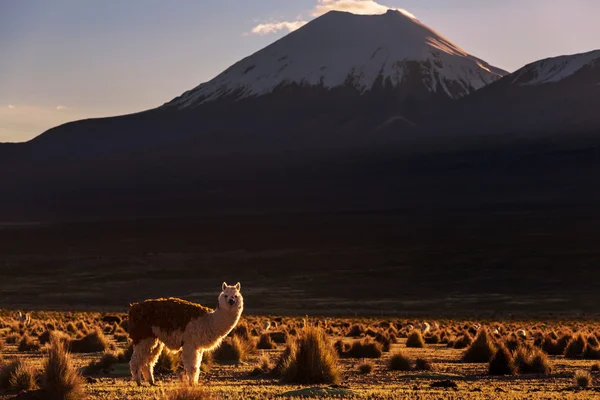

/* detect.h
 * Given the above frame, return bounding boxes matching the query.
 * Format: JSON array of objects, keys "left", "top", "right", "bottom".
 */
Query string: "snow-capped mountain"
[
  {"left": 511, "top": 50, "right": 600, "bottom": 86},
  {"left": 168, "top": 10, "right": 506, "bottom": 109},
  {"left": 435, "top": 49, "right": 600, "bottom": 135}
]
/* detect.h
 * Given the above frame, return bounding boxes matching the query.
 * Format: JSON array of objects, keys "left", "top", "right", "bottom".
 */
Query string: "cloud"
[
  {"left": 248, "top": 1, "right": 416, "bottom": 36},
  {"left": 7, "top": 104, "right": 15, "bottom": 109},
  {"left": 311, "top": 0, "right": 416, "bottom": 18},
  {"left": 250, "top": 20, "right": 308, "bottom": 36},
  {"left": 56, "top": 105, "right": 67, "bottom": 110}
]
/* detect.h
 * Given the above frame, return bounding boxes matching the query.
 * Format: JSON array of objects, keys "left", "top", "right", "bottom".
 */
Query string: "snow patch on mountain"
[
  {"left": 171, "top": 10, "right": 506, "bottom": 108},
  {"left": 512, "top": 50, "right": 600, "bottom": 85}
]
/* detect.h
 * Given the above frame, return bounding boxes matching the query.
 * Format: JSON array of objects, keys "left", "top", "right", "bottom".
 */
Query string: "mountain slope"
[
  {"left": 435, "top": 49, "right": 600, "bottom": 137},
  {"left": 169, "top": 10, "right": 506, "bottom": 109}
]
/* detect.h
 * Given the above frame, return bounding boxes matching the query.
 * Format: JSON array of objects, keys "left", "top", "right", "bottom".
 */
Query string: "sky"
[{"left": 2, "top": 0, "right": 599, "bottom": 142}]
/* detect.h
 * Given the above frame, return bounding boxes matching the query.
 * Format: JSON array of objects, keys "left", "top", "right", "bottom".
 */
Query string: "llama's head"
[{"left": 219, "top": 282, "right": 243, "bottom": 311}]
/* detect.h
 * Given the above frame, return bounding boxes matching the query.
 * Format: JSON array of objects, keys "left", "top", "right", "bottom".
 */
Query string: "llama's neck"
[{"left": 206, "top": 305, "right": 242, "bottom": 339}]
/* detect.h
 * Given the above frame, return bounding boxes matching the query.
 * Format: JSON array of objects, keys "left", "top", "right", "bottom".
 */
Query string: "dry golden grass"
[{"left": 0, "top": 312, "right": 600, "bottom": 398}]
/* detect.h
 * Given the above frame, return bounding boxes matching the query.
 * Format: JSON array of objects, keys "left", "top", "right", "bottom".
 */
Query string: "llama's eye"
[{"left": 224, "top": 295, "right": 228, "bottom": 298}]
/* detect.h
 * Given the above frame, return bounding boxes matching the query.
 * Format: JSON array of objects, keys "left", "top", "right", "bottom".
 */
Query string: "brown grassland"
[{"left": 0, "top": 311, "right": 600, "bottom": 399}]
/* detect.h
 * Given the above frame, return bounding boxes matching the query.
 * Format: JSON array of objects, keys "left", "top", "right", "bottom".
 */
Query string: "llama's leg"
[
  {"left": 182, "top": 345, "right": 201, "bottom": 385},
  {"left": 130, "top": 337, "right": 157, "bottom": 386},
  {"left": 145, "top": 341, "right": 164, "bottom": 385}
]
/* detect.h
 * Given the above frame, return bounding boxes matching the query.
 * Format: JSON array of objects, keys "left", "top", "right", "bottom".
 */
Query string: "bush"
[
  {"left": 18, "top": 334, "right": 40, "bottom": 352},
  {"left": 591, "top": 362, "right": 600, "bottom": 372},
  {"left": 83, "top": 351, "right": 120, "bottom": 375},
  {"left": 453, "top": 334, "right": 473, "bottom": 349},
  {"left": 543, "top": 334, "right": 571, "bottom": 356},
  {"left": 213, "top": 335, "right": 254, "bottom": 364},
  {"left": 375, "top": 333, "right": 392, "bottom": 352},
  {"left": 388, "top": 352, "right": 411, "bottom": 371},
  {"left": 0, "top": 359, "right": 24, "bottom": 389},
  {"left": 279, "top": 325, "right": 340, "bottom": 384},
  {"left": 8, "top": 362, "right": 38, "bottom": 391},
  {"left": 415, "top": 358, "right": 433, "bottom": 371},
  {"left": 272, "top": 340, "right": 297, "bottom": 377},
  {"left": 345, "top": 338, "right": 382, "bottom": 359},
  {"left": 462, "top": 328, "right": 496, "bottom": 363},
  {"left": 42, "top": 338, "right": 85, "bottom": 400},
  {"left": 69, "top": 329, "right": 109, "bottom": 353},
  {"left": 489, "top": 346, "right": 517, "bottom": 375},
  {"left": 574, "top": 370, "right": 592, "bottom": 388},
  {"left": 5, "top": 334, "right": 19, "bottom": 345},
  {"left": 257, "top": 333, "right": 276, "bottom": 350},
  {"left": 514, "top": 346, "right": 552, "bottom": 374},
  {"left": 406, "top": 330, "right": 425, "bottom": 348},
  {"left": 346, "top": 324, "right": 365, "bottom": 337},
  {"left": 584, "top": 344, "right": 600, "bottom": 360},
  {"left": 425, "top": 334, "right": 440, "bottom": 344},
  {"left": 564, "top": 334, "right": 587, "bottom": 359},
  {"left": 358, "top": 360, "right": 374, "bottom": 374},
  {"left": 155, "top": 348, "right": 180, "bottom": 374}
]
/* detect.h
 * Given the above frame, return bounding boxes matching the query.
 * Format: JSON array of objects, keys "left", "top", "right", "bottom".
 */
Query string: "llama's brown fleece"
[{"left": 128, "top": 298, "right": 213, "bottom": 345}]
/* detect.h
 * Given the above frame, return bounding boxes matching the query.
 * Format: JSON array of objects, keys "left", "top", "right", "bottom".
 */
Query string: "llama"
[
  {"left": 17, "top": 311, "right": 31, "bottom": 326},
  {"left": 128, "top": 282, "right": 243, "bottom": 385}
]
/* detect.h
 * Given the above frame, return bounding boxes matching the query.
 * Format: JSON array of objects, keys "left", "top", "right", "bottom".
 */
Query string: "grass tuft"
[
  {"left": 42, "top": 338, "right": 85, "bottom": 400},
  {"left": 406, "top": 330, "right": 425, "bottom": 348},
  {"left": 279, "top": 325, "right": 340, "bottom": 385},
  {"left": 462, "top": 328, "right": 496, "bottom": 363}
]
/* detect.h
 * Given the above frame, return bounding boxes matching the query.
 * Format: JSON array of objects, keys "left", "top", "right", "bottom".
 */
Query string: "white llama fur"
[{"left": 129, "top": 282, "right": 243, "bottom": 386}]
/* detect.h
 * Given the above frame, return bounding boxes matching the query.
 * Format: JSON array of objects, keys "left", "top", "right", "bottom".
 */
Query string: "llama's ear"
[
  {"left": 222, "top": 282, "right": 227, "bottom": 291},
  {"left": 235, "top": 282, "right": 241, "bottom": 291}
]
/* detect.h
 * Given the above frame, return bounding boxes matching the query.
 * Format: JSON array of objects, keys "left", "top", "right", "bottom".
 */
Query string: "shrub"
[
  {"left": 489, "top": 346, "right": 517, "bottom": 376},
  {"left": 388, "top": 352, "right": 411, "bottom": 371},
  {"left": 42, "top": 338, "right": 84, "bottom": 400},
  {"left": 272, "top": 340, "right": 297, "bottom": 377},
  {"left": 514, "top": 346, "right": 552, "bottom": 374},
  {"left": 69, "top": 329, "right": 109, "bottom": 353},
  {"left": 406, "top": 330, "right": 425, "bottom": 348},
  {"left": 155, "top": 348, "right": 180, "bottom": 374},
  {"left": 358, "top": 360, "right": 374, "bottom": 374},
  {"left": 453, "top": 334, "right": 473, "bottom": 349},
  {"left": 279, "top": 325, "right": 340, "bottom": 384},
  {"left": 5, "top": 334, "right": 19, "bottom": 345},
  {"left": 375, "top": 333, "right": 392, "bottom": 352},
  {"left": 574, "top": 370, "right": 592, "bottom": 388},
  {"left": 543, "top": 334, "right": 571, "bottom": 356},
  {"left": 8, "top": 362, "right": 38, "bottom": 391},
  {"left": 18, "top": 334, "right": 40, "bottom": 352},
  {"left": 591, "top": 362, "right": 600, "bottom": 372},
  {"left": 425, "top": 334, "right": 440, "bottom": 344},
  {"left": 83, "top": 351, "right": 120, "bottom": 375},
  {"left": 584, "top": 344, "right": 600, "bottom": 360},
  {"left": 257, "top": 333, "right": 276, "bottom": 350},
  {"left": 565, "top": 334, "right": 587, "bottom": 359},
  {"left": 462, "top": 329, "right": 496, "bottom": 363},
  {"left": 345, "top": 338, "right": 382, "bottom": 359},
  {"left": 65, "top": 322, "right": 78, "bottom": 334},
  {"left": 415, "top": 358, "right": 433, "bottom": 371},
  {"left": 39, "top": 330, "right": 53, "bottom": 345},
  {"left": 0, "top": 359, "right": 24, "bottom": 388},
  {"left": 213, "top": 335, "right": 253, "bottom": 364},
  {"left": 334, "top": 340, "right": 350, "bottom": 356},
  {"left": 346, "top": 324, "right": 365, "bottom": 337}
]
